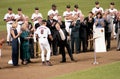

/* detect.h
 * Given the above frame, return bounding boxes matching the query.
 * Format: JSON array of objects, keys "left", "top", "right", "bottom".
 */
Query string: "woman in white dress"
[{"left": 94, "top": 12, "right": 106, "bottom": 52}]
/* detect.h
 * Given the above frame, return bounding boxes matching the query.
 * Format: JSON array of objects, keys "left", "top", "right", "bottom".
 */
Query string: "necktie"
[{"left": 59, "top": 29, "right": 65, "bottom": 41}]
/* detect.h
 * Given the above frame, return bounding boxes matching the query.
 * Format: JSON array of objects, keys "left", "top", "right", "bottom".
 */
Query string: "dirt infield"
[{"left": 0, "top": 31, "right": 120, "bottom": 79}]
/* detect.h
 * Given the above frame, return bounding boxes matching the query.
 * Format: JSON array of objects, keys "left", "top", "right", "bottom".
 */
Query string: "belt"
[
  {"left": 7, "top": 23, "right": 13, "bottom": 24},
  {"left": 18, "top": 23, "right": 24, "bottom": 26},
  {"left": 39, "top": 37, "right": 46, "bottom": 38},
  {"left": 65, "top": 21, "right": 72, "bottom": 23}
]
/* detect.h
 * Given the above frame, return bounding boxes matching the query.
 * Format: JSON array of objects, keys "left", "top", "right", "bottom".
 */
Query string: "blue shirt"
[{"left": 94, "top": 18, "right": 104, "bottom": 28}]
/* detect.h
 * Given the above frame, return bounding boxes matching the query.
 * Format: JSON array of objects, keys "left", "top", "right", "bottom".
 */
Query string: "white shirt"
[
  {"left": 63, "top": 11, "right": 73, "bottom": 21},
  {"left": 109, "top": 8, "right": 118, "bottom": 19},
  {"left": 15, "top": 14, "right": 25, "bottom": 24},
  {"left": 48, "top": 9, "right": 58, "bottom": 16},
  {"left": 35, "top": 25, "right": 51, "bottom": 38},
  {"left": 109, "top": 8, "right": 118, "bottom": 13},
  {"left": 72, "top": 10, "right": 82, "bottom": 16},
  {"left": 72, "top": 9, "right": 82, "bottom": 19},
  {"left": 4, "top": 13, "right": 15, "bottom": 24},
  {"left": 31, "top": 13, "right": 43, "bottom": 25},
  {"left": 92, "top": 7, "right": 104, "bottom": 14},
  {"left": 48, "top": 9, "right": 59, "bottom": 20},
  {"left": 59, "top": 29, "right": 65, "bottom": 41}
]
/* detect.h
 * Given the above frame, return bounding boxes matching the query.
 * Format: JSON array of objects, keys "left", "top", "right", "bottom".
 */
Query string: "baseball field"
[{"left": 0, "top": 0, "right": 120, "bottom": 79}]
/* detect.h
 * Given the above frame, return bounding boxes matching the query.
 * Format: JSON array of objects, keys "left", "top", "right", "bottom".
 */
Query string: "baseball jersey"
[
  {"left": 109, "top": 8, "right": 118, "bottom": 13},
  {"left": 35, "top": 25, "right": 51, "bottom": 38},
  {"left": 48, "top": 9, "right": 59, "bottom": 20},
  {"left": 72, "top": 9, "right": 82, "bottom": 16},
  {"left": 72, "top": 9, "right": 82, "bottom": 19},
  {"left": 4, "top": 13, "right": 15, "bottom": 24},
  {"left": 92, "top": 7, "right": 104, "bottom": 14},
  {"left": 63, "top": 11, "right": 73, "bottom": 21},
  {"left": 15, "top": 14, "right": 25, "bottom": 24},
  {"left": 31, "top": 13, "right": 43, "bottom": 25},
  {"left": 48, "top": 9, "right": 58, "bottom": 16}
]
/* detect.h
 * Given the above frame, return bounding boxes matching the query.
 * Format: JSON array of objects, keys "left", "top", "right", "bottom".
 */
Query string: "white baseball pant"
[
  {"left": 65, "top": 21, "right": 72, "bottom": 35},
  {"left": 6, "top": 23, "right": 12, "bottom": 42},
  {"left": 39, "top": 38, "right": 51, "bottom": 62}
]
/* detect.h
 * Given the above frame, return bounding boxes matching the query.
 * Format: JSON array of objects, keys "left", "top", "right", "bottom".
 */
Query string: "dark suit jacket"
[
  {"left": 84, "top": 17, "right": 94, "bottom": 35},
  {"left": 46, "top": 19, "right": 57, "bottom": 35},
  {"left": 55, "top": 28, "right": 69, "bottom": 46},
  {"left": 79, "top": 21, "right": 88, "bottom": 38},
  {"left": 70, "top": 20, "right": 80, "bottom": 38}
]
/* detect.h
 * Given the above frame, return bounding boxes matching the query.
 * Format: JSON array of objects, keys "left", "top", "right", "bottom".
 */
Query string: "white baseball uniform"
[
  {"left": 109, "top": 8, "right": 117, "bottom": 13},
  {"left": 4, "top": 13, "right": 15, "bottom": 42},
  {"left": 31, "top": 13, "right": 43, "bottom": 26},
  {"left": 92, "top": 7, "right": 104, "bottom": 14},
  {"left": 109, "top": 8, "right": 118, "bottom": 38},
  {"left": 35, "top": 25, "right": 51, "bottom": 62},
  {"left": 15, "top": 14, "right": 25, "bottom": 32},
  {"left": 63, "top": 11, "right": 73, "bottom": 34},
  {"left": 31, "top": 13, "right": 43, "bottom": 42},
  {"left": 48, "top": 9, "right": 58, "bottom": 20},
  {"left": 72, "top": 9, "right": 82, "bottom": 19}
]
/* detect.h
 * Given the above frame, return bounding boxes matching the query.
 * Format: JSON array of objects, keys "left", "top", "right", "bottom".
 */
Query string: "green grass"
[
  {"left": 0, "top": 0, "right": 120, "bottom": 31},
  {"left": 50, "top": 62, "right": 120, "bottom": 79}
]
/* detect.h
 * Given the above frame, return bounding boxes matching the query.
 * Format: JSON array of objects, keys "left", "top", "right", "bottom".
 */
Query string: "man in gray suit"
[
  {"left": 104, "top": 10, "right": 113, "bottom": 50},
  {"left": 70, "top": 15, "right": 80, "bottom": 54},
  {"left": 116, "top": 12, "right": 120, "bottom": 51}
]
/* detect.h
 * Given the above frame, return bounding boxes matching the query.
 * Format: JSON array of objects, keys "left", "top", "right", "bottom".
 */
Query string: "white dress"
[{"left": 93, "top": 19, "right": 106, "bottom": 53}]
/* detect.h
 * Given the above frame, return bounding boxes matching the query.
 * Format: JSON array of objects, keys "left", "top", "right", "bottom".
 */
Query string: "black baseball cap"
[
  {"left": 8, "top": 7, "right": 12, "bottom": 11},
  {"left": 18, "top": 8, "right": 22, "bottom": 11},
  {"left": 42, "top": 19, "right": 47, "bottom": 22},
  {"left": 35, "top": 7, "right": 39, "bottom": 10},
  {"left": 110, "top": 2, "right": 115, "bottom": 5},
  {"left": 95, "top": 1, "right": 99, "bottom": 5},
  {"left": 66, "top": 5, "right": 71, "bottom": 8},
  {"left": 74, "top": 4, "right": 79, "bottom": 8},
  {"left": 52, "top": 4, "right": 56, "bottom": 7}
]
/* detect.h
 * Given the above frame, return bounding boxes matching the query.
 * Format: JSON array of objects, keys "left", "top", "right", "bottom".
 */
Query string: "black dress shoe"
[
  {"left": 13, "top": 64, "right": 19, "bottom": 66},
  {"left": 71, "top": 59, "right": 77, "bottom": 62},
  {"left": 117, "top": 49, "right": 120, "bottom": 51},
  {"left": 42, "top": 61, "right": 46, "bottom": 66},
  {"left": 60, "top": 60, "right": 66, "bottom": 63},
  {"left": 27, "top": 60, "right": 32, "bottom": 63}
]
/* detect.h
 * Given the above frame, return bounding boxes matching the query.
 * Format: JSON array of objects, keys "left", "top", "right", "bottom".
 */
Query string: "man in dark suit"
[
  {"left": 84, "top": 12, "right": 94, "bottom": 51},
  {"left": 70, "top": 15, "right": 80, "bottom": 54},
  {"left": 47, "top": 13, "right": 58, "bottom": 55},
  {"left": 79, "top": 19, "right": 88, "bottom": 52},
  {"left": 54, "top": 16, "right": 76, "bottom": 62}
]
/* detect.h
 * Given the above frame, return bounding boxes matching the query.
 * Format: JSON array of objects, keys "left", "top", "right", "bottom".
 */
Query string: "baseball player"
[
  {"left": 35, "top": 20, "right": 53, "bottom": 66},
  {"left": 63, "top": 5, "right": 73, "bottom": 35},
  {"left": 72, "top": 4, "right": 84, "bottom": 21},
  {"left": 108, "top": 2, "right": 118, "bottom": 13},
  {"left": 4, "top": 8, "right": 15, "bottom": 45},
  {"left": 15, "top": 8, "right": 25, "bottom": 32},
  {"left": 108, "top": 2, "right": 118, "bottom": 39},
  {"left": 31, "top": 7, "right": 43, "bottom": 26},
  {"left": 92, "top": 1, "right": 104, "bottom": 15},
  {"left": 31, "top": 7, "right": 43, "bottom": 43},
  {"left": 48, "top": 4, "right": 59, "bottom": 20}
]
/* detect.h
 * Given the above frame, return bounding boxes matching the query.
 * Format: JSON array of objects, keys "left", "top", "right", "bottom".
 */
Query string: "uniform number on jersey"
[{"left": 40, "top": 29, "right": 44, "bottom": 34}]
